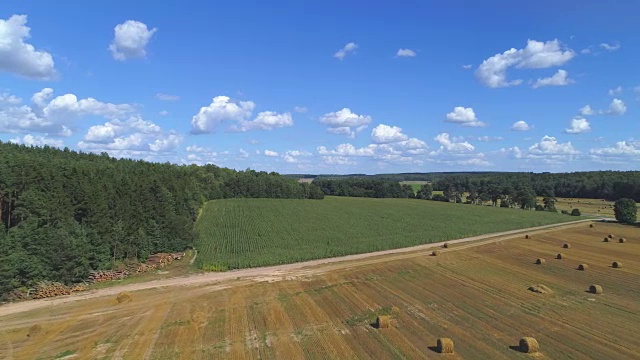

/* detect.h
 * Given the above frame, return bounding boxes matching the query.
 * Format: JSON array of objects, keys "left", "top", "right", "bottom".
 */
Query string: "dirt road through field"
[{"left": 0, "top": 218, "right": 598, "bottom": 318}]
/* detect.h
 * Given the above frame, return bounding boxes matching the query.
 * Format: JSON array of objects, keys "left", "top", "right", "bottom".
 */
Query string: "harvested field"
[
  {"left": 1, "top": 222, "right": 639, "bottom": 359},
  {"left": 538, "top": 197, "right": 616, "bottom": 217}
]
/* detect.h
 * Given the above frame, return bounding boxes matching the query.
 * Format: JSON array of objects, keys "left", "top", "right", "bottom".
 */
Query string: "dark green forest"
[
  {"left": 312, "top": 178, "right": 415, "bottom": 198},
  {"left": 0, "top": 142, "right": 323, "bottom": 297}
]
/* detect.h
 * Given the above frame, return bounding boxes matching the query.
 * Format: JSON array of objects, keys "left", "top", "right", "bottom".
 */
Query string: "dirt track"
[{"left": 0, "top": 218, "right": 596, "bottom": 318}]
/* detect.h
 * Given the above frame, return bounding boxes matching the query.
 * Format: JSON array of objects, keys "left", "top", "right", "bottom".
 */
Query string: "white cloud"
[
  {"left": 293, "top": 106, "right": 307, "bottom": 113},
  {"left": 590, "top": 141, "right": 640, "bottom": 156},
  {"left": 607, "top": 98, "right": 626, "bottom": 115},
  {"left": 0, "top": 92, "right": 21, "bottom": 105},
  {"left": 317, "top": 143, "right": 376, "bottom": 157},
  {"left": 320, "top": 108, "right": 371, "bottom": 138},
  {"left": 579, "top": 105, "right": 594, "bottom": 116},
  {"left": 109, "top": 20, "right": 157, "bottom": 60},
  {"left": 190, "top": 96, "right": 255, "bottom": 134},
  {"left": 433, "top": 133, "right": 474, "bottom": 153},
  {"left": 511, "top": 120, "right": 531, "bottom": 131},
  {"left": 528, "top": 135, "right": 578, "bottom": 155},
  {"left": 185, "top": 144, "right": 208, "bottom": 153},
  {"left": 334, "top": 42, "right": 358, "bottom": 60},
  {"left": 458, "top": 158, "right": 492, "bottom": 167},
  {"left": 608, "top": 86, "right": 622, "bottom": 96},
  {"left": 0, "top": 15, "right": 56, "bottom": 80},
  {"left": 158, "top": 110, "right": 168, "bottom": 116},
  {"left": 600, "top": 42, "right": 620, "bottom": 51},
  {"left": 0, "top": 88, "right": 136, "bottom": 135},
  {"left": 264, "top": 149, "right": 279, "bottom": 157},
  {"left": 231, "top": 111, "right": 293, "bottom": 132},
  {"left": 371, "top": 124, "right": 409, "bottom": 143},
  {"left": 476, "top": 39, "right": 575, "bottom": 88},
  {"left": 239, "top": 148, "right": 249, "bottom": 158},
  {"left": 532, "top": 69, "right": 573, "bottom": 88},
  {"left": 462, "top": 64, "right": 472, "bottom": 70},
  {"left": 564, "top": 117, "right": 591, "bottom": 134},
  {"left": 445, "top": 106, "right": 485, "bottom": 127},
  {"left": 149, "top": 133, "right": 183, "bottom": 152},
  {"left": 155, "top": 93, "right": 179, "bottom": 101},
  {"left": 322, "top": 156, "right": 356, "bottom": 165},
  {"left": 84, "top": 117, "right": 160, "bottom": 143},
  {"left": 396, "top": 48, "right": 416, "bottom": 57},
  {"left": 477, "top": 136, "right": 504, "bottom": 142},
  {"left": 9, "top": 134, "right": 64, "bottom": 148},
  {"left": 282, "top": 150, "right": 312, "bottom": 163}
]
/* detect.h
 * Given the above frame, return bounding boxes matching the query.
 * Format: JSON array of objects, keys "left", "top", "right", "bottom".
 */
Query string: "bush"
[
  {"left": 561, "top": 210, "right": 570, "bottom": 215},
  {"left": 535, "top": 204, "right": 545, "bottom": 211},
  {"left": 431, "top": 194, "right": 449, "bottom": 202},
  {"left": 571, "top": 208, "right": 581, "bottom": 216},
  {"left": 614, "top": 198, "right": 637, "bottom": 224}
]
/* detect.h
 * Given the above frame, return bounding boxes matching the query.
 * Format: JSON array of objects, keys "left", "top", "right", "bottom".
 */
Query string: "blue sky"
[{"left": 1, "top": 1, "right": 639, "bottom": 174}]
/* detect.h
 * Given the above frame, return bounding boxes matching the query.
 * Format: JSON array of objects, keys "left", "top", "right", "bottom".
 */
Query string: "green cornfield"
[{"left": 194, "top": 196, "right": 577, "bottom": 270}]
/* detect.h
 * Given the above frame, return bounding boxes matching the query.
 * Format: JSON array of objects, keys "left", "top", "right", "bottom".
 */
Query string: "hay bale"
[
  {"left": 437, "top": 338, "right": 454, "bottom": 354},
  {"left": 431, "top": 250, "right": 440, "bottom": 256},
  {"left": 608, "top": 234, "right": 614, "bottom": 239},
  {"left": 589, "top": 223, "right": 594, "bottom": 228},
  {"left": 535, "top": 258, "right": 546, "bottom": 265},
  {"left": 619, "top": 238, "right": 627, "bottom": 243},
  {"left": 556, "top": 253, "right": 565, "bottom": 260},
  {"left": 519, "top": 337, "right": 539, "bottom": 353},
  {"left": 589, "top": 284, "right": 603, "bottom": 294},
  {"left": 603, "top": 237, "right": 609, "bottom": 242},
  {"left": 528, "top": 284, "right": 552, "bottom": 294},
  {"left": 116, "top": 292, "right": 132, "bottom": 304},
  {"left": 563, "top": 243, "right": 571, "bottom": 249},
  {"left": 578, "top": 264, "right": 588, "bottom": 271},
  {"left": 612, "top": 261, "right": 623, "bottom": 268},
  {"left": 525, "top": 234, "right": 530, "bottom": 239},
  {"left": 443, "top": 243, "right": 449, "bottom": 249},
  {"left": 376, "top": 315, "right": 390, "bottom": 329},
  {"left": 27, "top": 324, "right": 42, "bottom": 338}
]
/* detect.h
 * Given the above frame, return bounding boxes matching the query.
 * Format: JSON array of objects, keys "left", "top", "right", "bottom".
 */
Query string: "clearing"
[
  {"left": 1, "top": 221, "right": 638, "bottom": 359},
  {"left": 194, "top": 196, "right": 578, "bottom": 269}
]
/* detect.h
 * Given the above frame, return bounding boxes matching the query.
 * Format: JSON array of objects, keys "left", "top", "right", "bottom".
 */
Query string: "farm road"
[{"left": 0, "top": 218, "right": 599, "bottom": 318}]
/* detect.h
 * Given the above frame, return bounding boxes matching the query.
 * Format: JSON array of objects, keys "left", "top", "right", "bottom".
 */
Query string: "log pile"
[
  {"left": 127, "top": 263, "right": 158, "bottom": 274},
  {"left": 32, "top": 281, "right": 72, "bottom": 299},
  {"left": 88, "top": 270, "right": 129, "bottom": 283}
]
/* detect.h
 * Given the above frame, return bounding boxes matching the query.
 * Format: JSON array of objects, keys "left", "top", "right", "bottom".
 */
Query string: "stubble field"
[{"left": 1, "top": 221, "right": 638, "bottom": 359}]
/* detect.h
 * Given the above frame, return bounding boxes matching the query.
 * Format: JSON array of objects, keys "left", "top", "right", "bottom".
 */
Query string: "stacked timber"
[
  {"left": 147, "top": 253, "right": 176, "bottom": 268},
  {"left": 88, "top": 269, "right": 130, "bottom": 283},
  {"left": 32, "top": 281, "right": 72, "bottom": 299}
]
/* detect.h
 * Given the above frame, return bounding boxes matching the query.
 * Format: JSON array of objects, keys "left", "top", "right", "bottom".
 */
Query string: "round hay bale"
[
  {"left": 578, "top": 263, "right": 588, "bottom": 271},
  {"left": 528, "top": 284, "right": 552, "bottom": 294},
  {"left": 535, "top": 258, "right": 546, "bottom": 265},
  {"left": 612, "top": 261, "right": 623, "bottom": 268},
  {"left": 619, "top": 238, "right": 627, "bottom": 243},
  {"left": 116, "top": 292, "right": 132, "bottom": 304},
  {"left": 525, "top": 234, "right": 530, "bottom": 239},
  {"left": 519, "top": 337, "right": 539, "bottom": 354},
  {"left": 608, "top": 234, "right": 614, "bottom": 239},
  {"left": 431, "top": 250, "right": 440, "bottom": 256},
  {"left": 376, "top": 315, "right": 390, "bottom": 329},
  {"left": 443, "top": 243, "right": 449, "bottom": 249},
  {"left": 563, "top": 243, "right": 571, "bottom": 249},
  {"left": 556, "top": 253, "right": 565, "bottom": 260},
  {"left": 27, "top": 324, "right": 42, "bottom": 338},
  {"left": 603, "top": 237, "right": 609, "bottom": 242},
  {"left": 437, "top": 338, "right": 454, "bottom": 354},
  {"left": 589, "top": 284, "right": 603, "bottom": 294},
  {"left": 589, "top": 223, "right": 594, "bottom": 228}
]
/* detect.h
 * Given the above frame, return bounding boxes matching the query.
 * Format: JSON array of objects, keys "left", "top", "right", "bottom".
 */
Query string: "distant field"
[
  {"left": 399, "top": 180, "right": 428, "bottom": 193},
  {"left": 542, "top": 197, "right": 615, "bottom": 217},
  {"left": 194, "top": 196, "right": 578, "bottom": 269},
  {"left": 5, "top": 222, "right": 640, "bottom": 359}
]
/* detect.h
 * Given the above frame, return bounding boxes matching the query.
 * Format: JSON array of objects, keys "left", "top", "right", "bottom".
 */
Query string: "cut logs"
[
  {"left": 437, "top": 338, "right": 454, "bottom": 354},
  {"left": 32, "top": 281, "right": 72, "bottom": 299}
]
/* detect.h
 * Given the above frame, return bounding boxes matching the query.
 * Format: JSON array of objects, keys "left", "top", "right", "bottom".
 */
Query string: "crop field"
[
  {"left": 194, "top": 196, "right": 577, "bottom": 269},
  {"left": 538, "top": 197, "right": 616, "bottom": 217},
  {"left": 2, "top": 221, "right": 639, "bottom": 359},
  {"left": 399, "top": 181, "right": 429, "bottom": 193}
]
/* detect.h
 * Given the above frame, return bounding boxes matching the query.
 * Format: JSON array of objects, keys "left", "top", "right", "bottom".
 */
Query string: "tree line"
[
  {"left": 312, "top": 178, "right": 415, "bottom": 198},
  {"left": 0, "top": 142, "right": 323, "bottom": 297}
]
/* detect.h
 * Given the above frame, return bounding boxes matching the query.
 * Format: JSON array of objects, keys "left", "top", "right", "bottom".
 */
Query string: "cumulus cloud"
[
  {"left": 322, "top": 156, "right": 356, "bottom": 165},
  {"left": 608, "top": 86, "right": 622, "bottom": 96},
  {"left": 433, "top": 133, "right": 474, "bottom": 153},
  {"left": 334, "top": 42, "right": 357, "bottom": 60},
  {"left": 528, "top": 135, "right": 578, "bottom": 155},
  {"left": 83, "top": 117, "right": 161, "bottom": 143},
  {"left": 0, "top": 15, "right": 56, "bottom": 80},
  {"left": 264, "top": 149, "right": 279, "bottom": 157},
  {"left": 0, "top": 92, "right": 21, "bottom": 105},
  {"left": 564, "top": 117, "right": 591, "bottom": 134},
  {"left": 9, "top": 134, "right": 64, "bottom": 148},
  {"left": 445, "top": 107, "right": 485, "bottom": 127},
  {"left": 371, "top": 124, "right": 409, "bottom": 143},
  {"left": 282, "top": 149, "right": 312, "bottom": 163},
  {"left": 396, "top": 48, "right": 416, "bottom": 57},
  {"left": 476, "top": 39, "right": 574, "bottom": 88},
  {"left": 230, "top": 111, "right": 293, "bottom": 132},
  {"left": 607, "top": 98, "right": 626, "bottom": 115},
  {"left": 320, "top": 108, "right": 371, "bottom": 138},
  {"left": 590, "top": 140, "right": 640, "bottom": 156},
  {"left": 511, "top": 120, "right": 531, "bottom": 131},
  {"left": 109, "top": 20, "right": 157, "bottom": 60},
  {"left": 317, "top": 143, "right": 376, "bottom": 157},
  {"left": 0, "top": 88, "right": 136, "bottom": 135},
  {"left": 532, "top": 69, "right": 573, "bottom": 88},
  {"left": 190, "top": 96, "right": 255, "bottom": 134},
  {"left": 155, "top": 93, "right": 179, "bottom": 101},
  {"left": 579, "top": 105, "right": 594, "bottom": 116}
]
